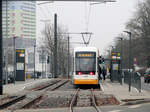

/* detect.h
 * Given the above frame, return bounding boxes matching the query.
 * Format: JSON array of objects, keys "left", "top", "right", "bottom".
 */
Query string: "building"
[
  {"left": 2, "top": 1, "right": 50, "bottom": 79},
  {"left": 2, "top": 1, "right": 37, "bottom": 79},
  {"left": 2, "top": 1, "right": 36, "bottom": 39}
]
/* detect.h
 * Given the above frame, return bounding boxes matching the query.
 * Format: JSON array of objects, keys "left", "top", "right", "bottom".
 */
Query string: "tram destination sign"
[{"left": 76, "top": 52, "right": 95, "bottom": 58}]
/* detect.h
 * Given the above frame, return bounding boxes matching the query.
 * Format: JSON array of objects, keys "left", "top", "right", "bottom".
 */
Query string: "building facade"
[
  {"left": 2, "top": 1, "right": 36, "bottom": 39},
  {"left": 2, "top": 1, "right": 37, "bottom": 79}
]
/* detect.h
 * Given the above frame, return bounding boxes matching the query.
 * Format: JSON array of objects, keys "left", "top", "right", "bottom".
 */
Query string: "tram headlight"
[
  {"left": 89, "top": 72, "right": 94, "bottom": 75},
  {"left": 78, "top": 72, "right": 82, "bottom": 75}
]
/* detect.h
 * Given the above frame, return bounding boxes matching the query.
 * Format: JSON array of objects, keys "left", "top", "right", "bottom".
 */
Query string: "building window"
[
  {"left": 20, "top": 5, "right": 24, "bottom": 9},
  {"left": 28, "top": 53, "right": 34, "bottom": 64},
  {"left": 12, "top": 13, "right": 15, "bottom": 17},
  {"left": 20, "top": 27, "right": 24, "bottom": 30},
  {"left": 12, "top": 20, "right": 15, "bottom": 25},
  {"left": 11, "top": 6, "right": 15, "bottom": 10},
  {"left": 20, "top": 20, "right": 23, "bottom": 24},
  {"left": 20, "top": 13, "right": 24, "bottom": 16},
  {"left": 12, "top": 27, "right": 15, "bottom": 32},
  {"left": 20, "top": 34, "right": 23, "bottom": 38},
  {"left": 12, "top": 34, "right": 15, "bottom": 37},
  {"left": 39, "top": 54, "right": 46, "bottom": 63}
]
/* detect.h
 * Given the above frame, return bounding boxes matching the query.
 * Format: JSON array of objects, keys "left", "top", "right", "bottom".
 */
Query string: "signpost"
[
  {"left": 110, "top": 52, "right": 121, "bottom": 83},
  {"left": 16, "top": 49, "right": 25, "bottom": 81}
]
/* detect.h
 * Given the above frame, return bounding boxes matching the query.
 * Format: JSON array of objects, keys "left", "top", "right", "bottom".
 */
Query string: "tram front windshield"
[{"left": 75, "top": 52, "right": 96, "bottom": 74}]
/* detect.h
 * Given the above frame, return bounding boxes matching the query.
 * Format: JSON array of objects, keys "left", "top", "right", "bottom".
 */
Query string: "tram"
[{"left": 72, "top": 47, "right": 99, "bottom": 85}]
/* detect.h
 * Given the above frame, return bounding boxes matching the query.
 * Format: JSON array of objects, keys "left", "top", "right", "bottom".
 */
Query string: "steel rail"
[
  {"left": 0, "top": 95, "right": 26, "bottom": 109},
  {"left": 0, "top": 80, "right": 68, "bottom": 110},
  {"left": 50, "top": 80, "right": 69, "bottom": 91},
  {"left": 36, "top": 80, "right": 61, "bottom": 91},
  {"left": 91, "top": 88, "right": 102, "bottom": 112},
  {"left": 69, "top": 88, "right": 80, "bottom": 112},
  {"left": 20, "top": 80, "right": 69, "bottom": 109},
  {"left": 31, "top": 79, "right": 61, "bottom": 91},
  {"left": 20, "top": 95, "right": 43, "bottom": 109}
]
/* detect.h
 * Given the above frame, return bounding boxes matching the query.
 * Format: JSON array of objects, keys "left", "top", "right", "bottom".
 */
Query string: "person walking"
[
  {"left": 102, "top": 66, "right": 106, "bottom": 80},
  {"left": 98, "top": 57, "right": 102, "bottom": 80},
  {"left": 98, "top": 64, "right": 102, "bottom": 80}
]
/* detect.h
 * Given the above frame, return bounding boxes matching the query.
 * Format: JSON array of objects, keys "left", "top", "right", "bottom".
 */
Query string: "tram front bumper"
[{"left": 74, "top": 79, "right": 98, "bottom": 85}]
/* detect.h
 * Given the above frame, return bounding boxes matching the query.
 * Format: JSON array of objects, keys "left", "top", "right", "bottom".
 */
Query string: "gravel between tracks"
[{"left": 1, "top": 79, "right": 120, "bottom": 111}]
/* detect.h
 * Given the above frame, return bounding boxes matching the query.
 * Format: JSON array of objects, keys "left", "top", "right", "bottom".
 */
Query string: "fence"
[
  {"left": 131, "top": 72, "right": 141, "bottom": 92},
  {"left": 123, "top": 71, "right": 130, "bottom": 84},
  {"left": 110, "top": 70, "right": 122, "bottom": 84},
  {"left": 123, "top": 71, "right": 141, "bottom": 92}
]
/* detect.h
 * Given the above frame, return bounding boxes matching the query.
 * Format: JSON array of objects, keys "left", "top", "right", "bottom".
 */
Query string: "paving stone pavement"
[{"left": 100, "top": 79, "right": 150, "bottom": 103}]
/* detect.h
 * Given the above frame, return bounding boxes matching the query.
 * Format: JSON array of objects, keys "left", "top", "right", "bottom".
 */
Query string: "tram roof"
[{"left": 74, "top": 47, "right": 97, "bottom": 52}]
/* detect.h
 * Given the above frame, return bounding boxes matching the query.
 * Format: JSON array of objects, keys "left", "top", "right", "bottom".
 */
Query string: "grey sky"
[{"left": 37, "top": 0, "right": 141, "bottom": 54}]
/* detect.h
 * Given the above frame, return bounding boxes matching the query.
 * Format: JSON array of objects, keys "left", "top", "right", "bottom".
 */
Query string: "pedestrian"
[
  {"left": 98, "top": 60, "right": 102, "bottom": 80},
  {"left": 102, "top": 66, "right": 106, "bottom": 80},
  {"left": 98, "top": 64, "right": 102, "bottom": 80}
]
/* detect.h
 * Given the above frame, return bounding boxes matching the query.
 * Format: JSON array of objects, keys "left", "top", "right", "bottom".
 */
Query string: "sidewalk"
[
  {"left": 3, "top": 78, "right": 50, "bottom": 95},
  {"left": 100, "top": 79, "right": 150, "bottom": 103}
]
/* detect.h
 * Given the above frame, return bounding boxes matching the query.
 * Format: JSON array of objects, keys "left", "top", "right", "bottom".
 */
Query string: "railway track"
[
  {"left": 1, "top": 79, "right": 69, "bottom": 110},
  {"left": 44, "top": 80, "right": 69, "bottom": 91},
  {"left": 69, "top": 88, "right": 102, "bottom": 112},
  {"left": 0, "top": 95, "right": 26, "bottom": 109},
  {"left": 91, "top": 88, "right": 102, "bottom": 112},
  {"left": 31, "top": 79, "right": 61, "bottom": 91}
]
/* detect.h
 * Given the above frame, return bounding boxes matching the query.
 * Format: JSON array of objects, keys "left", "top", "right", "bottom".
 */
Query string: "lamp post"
[
  {"left": 110, "top": 45, "right": 114, "bottom": 82},
  {"left": 5, "top": 0, "right": 8, "bottom": 84},
  {"left": 54, "top": 13, "right": 57, "bottom": 78},
  {"left": 0, "top": 1, "right": 3, "bottom": 95},
  {"left": 117, "top": 37, "right": 123, "bottom": 70},
  {"left": 13, "top": 36, "right": 18, "bottom": 84},
  {"left": 34, "top": 44, "right": 36, "bottom": 80},
  {"left": 118, "top": 37, "right": 123, "bottom": 85},
  {"left": 67, "top": 36, "right": 70, "bottom": 79},
  {"left": 45, "top": 52, "right": 47, "bottom": 78},
  {"left": 41, "top": 47, "right": 44, "bottom": 78},
  {"left": 123, "top": 31, "right": 132, "bottom": 92}
]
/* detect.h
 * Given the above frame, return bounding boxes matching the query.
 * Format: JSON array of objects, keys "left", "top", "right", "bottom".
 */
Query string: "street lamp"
[
  {"left": 34, "top": 44, "right": 36, "bottom": 80},
  {"left": 118, "top": 37, "right": 123, "bottom": 85},
  {"left": 123, "top": 31, "right": 132, "bottom": 92},
  {"left": 5, "top": 0, "right": 8, "bottom": 84},
  {"left": 13, "top": 36, "right": 18, "bottom": 84},
  {"left": 118, "top": 37, "right": 123, "bottom": 70},
  {"left": 109, "top": 45, "right": 115, "bottom": 82}
]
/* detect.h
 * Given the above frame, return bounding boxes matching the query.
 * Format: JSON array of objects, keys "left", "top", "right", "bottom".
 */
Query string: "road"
[{"left": 100, "top": 103, "right": 150, "bottom": 112}]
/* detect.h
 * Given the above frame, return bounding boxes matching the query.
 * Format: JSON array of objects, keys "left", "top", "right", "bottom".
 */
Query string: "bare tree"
[
  {"left": 106, "top": 0, "right": 150, "bottom": 68},
  {"left": 41, "top": 23, "right": 72, "bottom": 77}
]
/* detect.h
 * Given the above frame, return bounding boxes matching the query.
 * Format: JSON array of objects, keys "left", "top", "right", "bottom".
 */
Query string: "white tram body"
[{"left": 72, "top": 47, "right": 99, "bottom": 85}]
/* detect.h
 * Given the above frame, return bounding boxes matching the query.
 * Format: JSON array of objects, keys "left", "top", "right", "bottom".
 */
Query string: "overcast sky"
[{"left": 36, "top": 0, "right": 142, "bottom": 54}]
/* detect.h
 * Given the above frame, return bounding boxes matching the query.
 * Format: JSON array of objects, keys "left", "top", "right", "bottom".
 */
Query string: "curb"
[
  {"left": 121, "top": 99, "right": 150, "bottom": 105},
  {"left": 113, "top": 96, "right": 122, "bottom": 105}
]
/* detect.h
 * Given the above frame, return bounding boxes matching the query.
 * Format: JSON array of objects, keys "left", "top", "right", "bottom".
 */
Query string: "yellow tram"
[{"left": 72, "top": 47, "right": 99, "bottom": 85}]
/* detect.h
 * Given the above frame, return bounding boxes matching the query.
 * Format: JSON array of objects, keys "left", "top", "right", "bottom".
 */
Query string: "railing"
[
  {"left": 123, "top": 71, "right": 141, "bottom": 92},
  {"left": 123, "top": 71, "right": 130, "bottom": 84},
  {"left": 131, "top": 72, "right": 141, "bottom": 92},
  {"left": 110, "top": 70, "right": 123, "bottom": 85}
]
